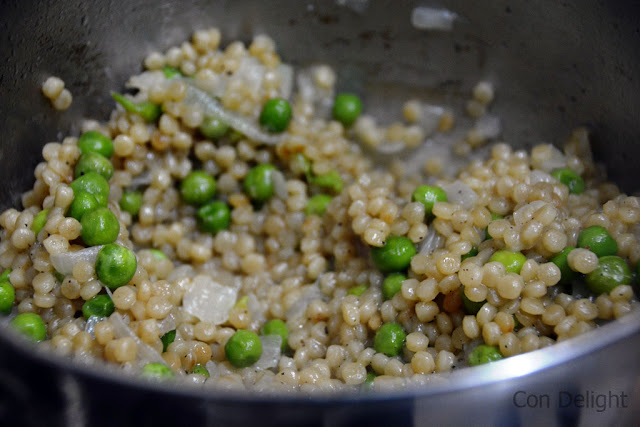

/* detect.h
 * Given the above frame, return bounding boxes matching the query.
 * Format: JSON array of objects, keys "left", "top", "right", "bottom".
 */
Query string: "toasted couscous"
[{"left": 1, "top": 29, "right": 638, "bottom": 393}]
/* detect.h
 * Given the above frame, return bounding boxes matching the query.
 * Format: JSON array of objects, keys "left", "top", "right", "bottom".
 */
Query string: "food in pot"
[{"left": 1, "top": 29, "right": 638, "bottom": 393}]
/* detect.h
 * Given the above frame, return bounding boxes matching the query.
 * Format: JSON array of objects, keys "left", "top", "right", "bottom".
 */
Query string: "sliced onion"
[
  {"left": 418, "top": 104, "right": 445, "bottom": 137},
  {"left": 109, "top": 312, "right": 166, "bottom": 365},
  {"left": 474, "top": 115, "right": 502, "bottom": 140},
  {"left": 272, "top": 170, "right": 288, "bottom": 200},
  {"left": 411, "top": 7, "right": 457, "bottom": 31},
  {"left": 278, "top": 64, "right": 294, "bottom": 100},
  {"left": 255, "top": 335, "right": 282, "bottom": 370},
  {"left": 166, "top": 264, "right": 195, "bottom": 283},
  {"left": 51, "top": 246, "right": 103, "bottom": 275},
  {"left": 182, "top": 275, "right": 237, "bottom": 325},
  {"left": 156, "top": 311, "right": 177, "bottom": 335},
  {"left": 182, "top": 82, "right": 283, "bottom": 145},
  {"left": 528, "top": 170, "right": 554, "bottom": 186},
  {"left": 287, "top": 285, "right": 324, "bottom": 320},
  {"left": 126, "top": 71, "right": 166, "bottom": 95},
  {"left": 442, "top": 181, "right": 478, "bottom": 210},
  {"left": 417, "top": 227, "right": 445, "bottom": 256},
  {"left": 247, "top": 294, "right": 266, "bottom": 326},
  {"left": 532, "top": 144, "right": 566, "bottom": 172},
  {"left": 84, "top": 315, "right": 104, "bottom": 337}
]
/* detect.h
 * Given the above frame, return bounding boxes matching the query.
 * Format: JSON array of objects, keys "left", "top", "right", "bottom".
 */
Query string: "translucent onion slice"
[
  {"left": 182, "top": 275, "right": 238, "bottom": 325},
  {"left": 51, "top": 245, "right": 103, "bottom": 275}
]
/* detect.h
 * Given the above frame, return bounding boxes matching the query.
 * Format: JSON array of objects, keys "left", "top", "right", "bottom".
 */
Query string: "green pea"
[
  {"left": 81, "top": 207, "right": 120, "bottom": 246},
  {"left": 141, "top": 363, "right": 174, "bottom": 380},
  {"left": 371, "top": 236, "right": 416, "bottom": 273},
  {"left": 150, "top": 249, "right": 168, "bottom": 261},
  {"left": 0, "top": 269, "right": 11, "bottom": 282},
  {"left": 550, "top": 246, "right": 578, "bottom": 287},
  {"left": 77, "top": 131, "right": 114, "bottom": 158},
  {"left": 10, "top": 312, "right": 46, "bottom": 342},
  {"left": 360, "top": 371, "right": 376, "bottom": 392},
  {"left": 70, "top": 172, "right": 110, "bottom": 207},
  {"left": 119, "top": 191, "right": 143, "bottom": 217},
  {"left": 244, "top": 164, "right": 277, "bottom": 203},
  {"left": 53, "top": 271, "right": 65, "bottom": 283},
  {"left": 461, "top": 289, "right": 485, "bottom": 315},
  {"left": 95, "top": 243, "right": 137, "bottom": 290},
  {"left": 162, "top": 66, "right": 183, "bottom": 79},
  {"left": 259, "top": 98, "right": 292, "bottom": 133},
  {"left": 0, "top": 281, "right": 15, "bottom": 315},
  {"left": 348, "top": 284, "right": 368, "bottom": 297},
  {"left": 112, "top": 92, "right": 161, "bottom": 122},
  {"left": 309, "top": 170, "right": 343, "bottom": 194},
  {"left": 228, "top": 129, "right": 244, "bottom": 143},
  {"left": 161, "top": 329, "right": 176, "bottom": 352},
  {"left": 373, "top": 323, "right": 406, "bottom": 357},
  {"left": 382, "top": 273, "right": 406, "bottom": 300},
  {"left": 75, "top": 152, "right": 114, "bottom": 181},
  {"left": 199, "top": 116, "right": 229, "bottom": 139},
  {"left": 192, "top": 364, "right": 210, "bottom": 378},
  {"left": 196, "top": 201, "right": 231, "bottom": 234},
  {"left": 67, "top": 191, "right": 100, "bottom": 222},
  {"left": 81, "top": 294, "right": 115, "bottom": 320},
  {"left": 225, "top": 330, "right": 263, "bottom": 368},
  {"left": 31, "top": 209, "right": 49, "bottom": 236},
  {"left": 305, "top": 194, "right": 333, "bottom": 216},
  {"left": 489, "top": 250, "right": 527, "bottom": 274},
  {"left": 468, "top": 345, "right": 503, "bottom": 366},
  {"left": 577, "top": 225, "right": 618, "bottom": 258},
  {"left": 551, "top": 168, "right": 585, "bottom": 195},
  {"left": 461, "top": 247, "right": 479, "bottom": 262},
  {"left": 412, "top": 185, "right": 447, "bottom": 217},
  {"left": 180, "top": 171, "right": 216, "bottom": 206},
  {"left": 261, "top": 319, "right": 288, "bottom": 352},
  {"left": 585, "top": 255, "right": 632, "bottom": 294},
  {"left": 485, "top": 213, "right": 503, "bottom": 240},
  {"left": 332, "top": 93, "right": 363, "bottom": 127}
]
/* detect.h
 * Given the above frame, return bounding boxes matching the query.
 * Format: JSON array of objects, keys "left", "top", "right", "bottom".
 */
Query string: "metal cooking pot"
[{"left": 0, "top": 1, "right": 639, "bottom": 425}]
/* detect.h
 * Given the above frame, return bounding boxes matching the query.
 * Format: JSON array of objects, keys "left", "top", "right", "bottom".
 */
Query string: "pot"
[{"left": 0, "top": 1, "right": 639, "bottom": 425}]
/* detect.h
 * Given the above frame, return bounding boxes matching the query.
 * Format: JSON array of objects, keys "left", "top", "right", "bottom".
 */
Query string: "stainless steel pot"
[{"left": 1, "top": 1, "right": 639, "bottom": 425}]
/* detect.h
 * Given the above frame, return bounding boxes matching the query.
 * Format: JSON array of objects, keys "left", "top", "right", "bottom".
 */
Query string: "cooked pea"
[
  {"left": 150, "top": 249, "right": 168, "bottom": 261},
  {"left": 577, "top": 225, "right": 618, "bottom": 258},
  {"left": 180, "top": 171, "right": 216, "bottom": 206},
  {"left": 161, "top": 329, "right": 176, "bottom": 352},
  {"left": 259, "top": 98, "right": 292, "bottom": 133},
  {"left": 197, "top": 200, "right": 231, "bottom": 234},
  {"left": 348, "top": 284, "right": 368, "bottom": 296},
  {"left": 371, "top": 236, "right": 416, "bottom": 273},
  {"left": 225, "top": 330, "right": 263, "bottom": 368},
  {"left": 261, "top": 319, "right": 288, "bottom": 352},
  {"left": 81, "top": 294, "right": 115, "bottom": 319},
  {"left": 70, "top": 172, "right": 110, "bottom": 207},
  {"left": 360, "top": 371, "right": 376, "bottom": 393},
  {"left": 67, "top": 191, "right": 100, "bottom": 221},
  {"left": 461, "top": 247, "right": 479, "bottom": 262},
  {"left": 0, "top": 269, "right": 11, "bottom": 282},
  {"left": 0, "top": 281, "right": 15, "bottom": 315},
  {"left": 75, "top": 152, "right": 114, "bottom": 180},
  {"left": 373, "top": 323, "right": 406, "bottom": 357},
  {"left": 192, "top": 364, "right": 210, "bottom": 378},
  {"left": 112, "top": 92, "right": 161, "bottom": 122},
  {"left": 77, "top": 131, "right": 114, "bottom": 158},
  {"left": 551, "top": 246, "right": 578, "bottom": 287},
  {"left": 95, "top": 244, "right": 137, "bottom": 290},
  {"left": 10, "top": 312, "right": 46, "bottom": 342},
  {"left": 305, "top": 194, "right": 333, "bottom": 216},
  {"left": 31, "top": 209, "right": 49, "bottom": 236},
  {"left": 468, "top": 345, "right": 503, "bottom": 366},
  {"left": 244, "top": 164, "right": 277, "bottom": 203},
  {"left": 461, "top": 290, "right": 485, "bottom": 315},
  {"left": 382, "top": 273, "right": 406, "bottom": 300},
  {"left": 585, "top": 255, "right": 632, "bottom": 294},
  {"left": 81, "top": 207, "right": 120, "bottom": 246},
  {"left": 551, "top": 168, "right": 584, "bottom": 194},
  {"left": 332, "top": 93, "right": 363, "bottom": 127},
  {"left": 119, "top": 191, "right": 143, "bottom": 217},
  {"left": 489, "top": 250, "right": 527, "bottom": 274},
  {"left": 412, "top": 185, "right": 447, "bottom": 217},
  {"left": 309, "top": 170, "right": 343, "bottom": 194},
  {"left": 141, "top": 362, "right": 174, "bottom": 380},
  {"left": 199, "top": 116, "right": 229, "bottom": 139},
  {"left": 162, "top": 66, "right": 183, "bottom": 79}
]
